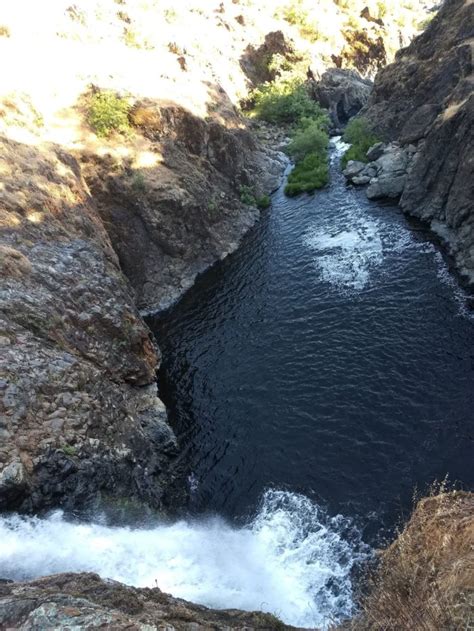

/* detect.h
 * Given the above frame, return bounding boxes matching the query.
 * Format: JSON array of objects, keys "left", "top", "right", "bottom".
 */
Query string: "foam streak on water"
[{"left": 0, "top": 491, "right": 367, "bottom": 629}]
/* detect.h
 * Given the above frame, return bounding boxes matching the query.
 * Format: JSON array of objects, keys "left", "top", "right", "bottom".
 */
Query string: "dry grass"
[
  {"left": 349, "top": 489, "right": 474, "bottom": 630},
  {"left": 0, "top": 245, "right": 32, "bottom": 278}
]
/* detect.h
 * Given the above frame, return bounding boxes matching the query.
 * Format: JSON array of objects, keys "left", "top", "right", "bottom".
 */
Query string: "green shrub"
[
  {"left": 246, "top": 58, "right": 330, "bottom": 197},
  {"left": 256, "top": 194, "right": 271, "bottom": 209},
  {"left": 239, "top": 185, "right": 256, "bottom": 205},
  {"left": 284, "top": 113, "right": 330, "bottom": 196},
  {"left": 285, "top": 152, "right": 329, "bottom": 196},
  {"left": 286, "top": 119, "right": 329, "bottom": 162},
  {"left": 62, "top": 445, "right": 77, "bottom": 456},
  {"left": 239, "top": 187, "right": 271, "bottom": 209},
  {"left": 341, "top": 117, "right": 380, "bottom": 168},
  {"left": 250, "top": 80, "right": 323, "bottom": 125},
  {"left": 132, "top": 170, "right": 146, "bottom": 193},
  {"left": 87, "top": 90, "right": 131, "bottom": 138}
]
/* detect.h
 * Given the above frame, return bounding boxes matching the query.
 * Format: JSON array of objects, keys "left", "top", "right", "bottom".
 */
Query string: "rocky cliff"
[
  {"left": 359, "top": 0, "right": 474, "bottom": 284},
  {"left": 0, "top": 99, "right": 284, "bottom": 513},
  {"left": 0, "top": 3, "right": 286, "bottom": 512}
]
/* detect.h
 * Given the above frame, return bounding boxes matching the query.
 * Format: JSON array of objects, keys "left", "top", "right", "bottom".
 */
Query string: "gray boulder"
[
  {"left": 353, "top": 175, "right": 371, "bottom": 185},
  {"left": 366, "top": 143, "right": 410, "bottom": 199},
  {"left": 343, "top": 160, "right": 366, "bottom": 179},
  {"left": 366, "top": 141, "right": 385, "bottom": 161},
  {"left": 343, "top": 142, "right": 411, "bottom": 199},
  {"left": 367, "top": 174, "right": 407, "bottom": 199},
  {"left": 374, "top": 144, "right": 409, "bottom": 175}
]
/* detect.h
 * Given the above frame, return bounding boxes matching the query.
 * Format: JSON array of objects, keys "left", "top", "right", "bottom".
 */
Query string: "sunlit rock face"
[{"left": 361, "top": 0, "right": 474, "bottom": 285}]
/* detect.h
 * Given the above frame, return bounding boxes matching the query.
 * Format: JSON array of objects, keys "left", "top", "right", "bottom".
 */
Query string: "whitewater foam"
[
  {"left": 304, "top": 214, "right": 384, "bottom": 292},
  {"left": 0, "top": 490, "right": 367, "bottom": 629}
]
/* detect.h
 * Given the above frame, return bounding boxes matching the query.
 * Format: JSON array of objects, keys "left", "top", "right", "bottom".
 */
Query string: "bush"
[
  {"left": 285, "top": 152, "right": 329, "bottom": 196},
  {"left": 250, "top": 80, "right": 324, "bottom": 125},
  {"left": 341, "top": 117, "right": 380, "bottom": 168},
  {"left": 286, "top": 118, "right": 329, "bottom": 162},
  {"left": 247, "top": 60, "right": 330, "bottom": 197},
  {"left": 132, "top": 170, "right": 146, "bottom": 193},
  {"left": 284, "top": 113, "right": 329, "bottom": 196},
  {"left": 87, "top": 90, "right": 131, "bottom": 138},
  {"left": 239, "top": 185, "right": 256, "bottom": 205},
  {"left": 239, "top": 187, "right": 272, "bottom": 209},
  {"left": 256, "top": 194, "right": 271, "bottom": 209}
]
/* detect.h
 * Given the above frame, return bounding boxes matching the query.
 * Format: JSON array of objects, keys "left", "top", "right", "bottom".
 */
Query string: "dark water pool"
[{"left": 149, "top": 140, "right": 474, "bottom": 541}]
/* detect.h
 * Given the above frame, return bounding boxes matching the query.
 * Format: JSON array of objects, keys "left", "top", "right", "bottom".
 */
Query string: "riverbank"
[{"left": 354, "top": 0, "right": 474, "bottom": 287}]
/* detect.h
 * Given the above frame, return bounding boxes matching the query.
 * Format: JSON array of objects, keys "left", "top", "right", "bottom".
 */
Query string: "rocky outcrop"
[
  {"left": 82, "top": 99, "right": 285, "bottom": 312},
  {"left": 343, "top": 142, "right": 416, "bottom": 199},
  {"left": 310, "top": 69, "right": 372, "bottom": 131},
  {"left": 358, "top": 0, "right": 474, "bottom": 284},
  {"left": 0, "top": 132, "right": 179, "bottom": 513},
  {"left": 0, "top": 91, "right": 284, "bottom": 513},
  {"left": 240, "top": 30, "right": 301, "bottom": 87},
  {"left": 0, "top": 572, "right": 294, "bottom": 630}
]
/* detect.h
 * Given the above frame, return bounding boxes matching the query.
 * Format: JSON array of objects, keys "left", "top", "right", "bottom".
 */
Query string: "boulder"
[
  {"left": 343, "top": 160, "right": 367, "bottom": 179},
  {"left": 352, "top": 175, "right": 371, "bottom": 185},
  {"left": 311, "top": 68, "right": 373, "bottom": 128},
  {"left": 373, "top": 144, "right": 409, "bottom": 176},
  {"left": 0, "top": 572, "right": 295, "bottom": 630},
  {"left": 366, "top": 141, "right": 385, "bottom": 161},
  {"left": 367, "top": 174, "right": 407, "bottom": 199}
]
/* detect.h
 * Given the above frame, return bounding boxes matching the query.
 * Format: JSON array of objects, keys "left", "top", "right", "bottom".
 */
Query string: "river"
[{"left": 1, "top": 139, "right": 472, "bottom": 629}]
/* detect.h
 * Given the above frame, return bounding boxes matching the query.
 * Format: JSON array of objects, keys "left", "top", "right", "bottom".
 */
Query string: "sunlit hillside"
[{"left": 0, "top": 0, "right": 434, "bottom": 149}]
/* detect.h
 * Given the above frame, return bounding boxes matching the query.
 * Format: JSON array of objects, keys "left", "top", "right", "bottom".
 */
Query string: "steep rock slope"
[
  {"left": 361, "top": 0, "right": 474, "bottom": 283},
  {"left": 0, "top": 3, "right": 284, "bottom": 511},
  {"left": 0, "top": 96, "right": 283, "bottom": 512},
  {"left": 0, "top": 121, "right": 179, "bottom": 512}
]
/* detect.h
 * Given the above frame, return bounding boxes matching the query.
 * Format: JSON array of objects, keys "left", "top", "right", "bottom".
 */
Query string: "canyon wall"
[
  {"left": 0, "top": 0, "right": 437, "bottom": 512},
  {"left": 0, "top": 93, "right": 283, "bottom": 513},
  {"left": 361, "top": 0, "right": 474, "bottom": 283}
]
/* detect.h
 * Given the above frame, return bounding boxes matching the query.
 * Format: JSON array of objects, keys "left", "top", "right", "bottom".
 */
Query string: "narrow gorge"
[{"left": 0, "top": 0, "right": 473, "bottom": 629}]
